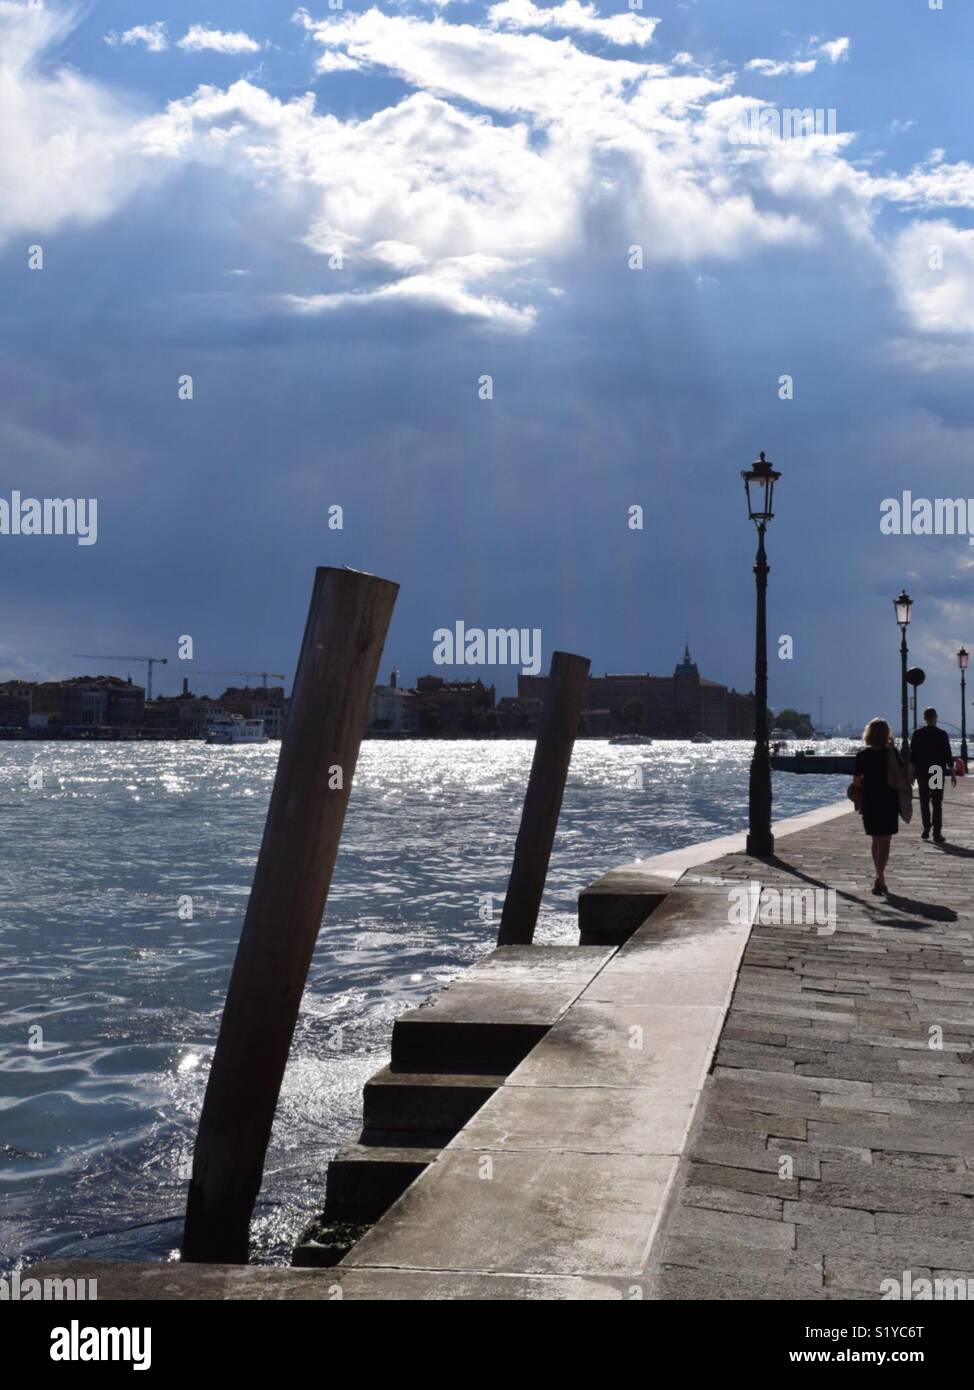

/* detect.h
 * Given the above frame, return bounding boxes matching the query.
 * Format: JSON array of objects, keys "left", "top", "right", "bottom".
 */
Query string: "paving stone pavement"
[{"left": 652, "top": 781, "right": 974, "bottom": 1301}]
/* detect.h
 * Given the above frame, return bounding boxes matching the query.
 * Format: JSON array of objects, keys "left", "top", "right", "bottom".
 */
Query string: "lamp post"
[
  {"left": 893, "top": 590, "right": 913, "bottom": 770},
  {"left": 742, "top": 450, "right": 781, "bottom": 857},
  {"left": 958, "top": 646, "right": 969, "bottom": 768}
]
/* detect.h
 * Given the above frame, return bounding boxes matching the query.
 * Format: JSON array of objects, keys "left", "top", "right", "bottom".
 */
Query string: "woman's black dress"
[{"left": 855, "top": 746, "right": 900, "bottom": 836}]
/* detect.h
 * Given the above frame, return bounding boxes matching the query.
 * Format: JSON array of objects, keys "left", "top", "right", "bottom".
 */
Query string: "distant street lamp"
[
  {"left": 958, "top": 646, "right": 969, "bottom": 768},
  {"left": 742, "top": 450, "right": 781, "bottom": 857},
  {"left": 893, "top": 590, "right": 913, "bottom": 768}
]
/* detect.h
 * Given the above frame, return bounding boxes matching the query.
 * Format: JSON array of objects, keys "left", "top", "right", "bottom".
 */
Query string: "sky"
[{"left": 2, "top": 0, "right": 974, "bottom": 728}]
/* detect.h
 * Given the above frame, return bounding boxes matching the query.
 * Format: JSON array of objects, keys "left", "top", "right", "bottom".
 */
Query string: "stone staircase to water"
[{"left": 293, "top": 871, "right": 673, "bottom": 1265}]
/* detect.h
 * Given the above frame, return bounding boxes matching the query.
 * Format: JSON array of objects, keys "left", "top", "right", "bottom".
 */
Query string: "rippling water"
[{"left": 0, "top": 739, "right": 847, "bottom": 1270}]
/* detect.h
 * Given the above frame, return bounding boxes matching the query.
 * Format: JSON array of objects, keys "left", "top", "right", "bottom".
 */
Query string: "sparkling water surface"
[{"left": 0, "top": 739, "right": 848, "bottom": 1269}]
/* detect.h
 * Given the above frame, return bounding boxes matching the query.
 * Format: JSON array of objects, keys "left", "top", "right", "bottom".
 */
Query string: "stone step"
[
  {"left": 578, "top": 866, "right": 670, "bottom": 945},
  {"left": 362, "top": 1065, "right": 503, "bottom": 1136},
  {"left": 391, "top": 1010, "right": 550, "bottom": 1071},
  {"left": 390, "top": 946, "right": 612, "bottom": 1070},
  {"left": 323, "top": 1142, "right": 439, "bottom": 1224},
  {"left": 390, "top": 984, "right": 582, "bottom": 1070}
]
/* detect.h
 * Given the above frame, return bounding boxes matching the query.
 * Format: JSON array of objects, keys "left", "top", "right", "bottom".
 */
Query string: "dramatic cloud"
[
  {"left": 892, "top": 220, "right": 974, "bottom": 340},
  {"left": 0, "top": 1, "right": 965, "bottom": 349},
  {"left": 298, "top": 9, "right": 655, "bottom": 118},
  {"left": 177, "top": 25, "right": 262, "bottom": 55},
  {"left": 0, "top": 2, "right": 154, "bottom": 241},
  {"left": 283, "top": 252, "right": 539, "bottom": 330}
]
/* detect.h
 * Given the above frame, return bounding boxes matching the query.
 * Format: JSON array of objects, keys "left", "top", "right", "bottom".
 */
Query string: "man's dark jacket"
[{"left": 910, "top": 724, "right": 953, "bottom": 776}]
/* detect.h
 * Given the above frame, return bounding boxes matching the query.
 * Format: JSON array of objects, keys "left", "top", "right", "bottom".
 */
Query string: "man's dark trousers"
[
  {"left": 917, "top": 780, "right": 944, "bottom": 836},
  {"left": 910, "top": 723, "right": 953, "bottom": 838}
]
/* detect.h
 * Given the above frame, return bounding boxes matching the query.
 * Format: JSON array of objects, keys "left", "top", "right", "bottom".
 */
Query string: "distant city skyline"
[{"left": 2, "top": 615, "right": 962, "bottom": 733}]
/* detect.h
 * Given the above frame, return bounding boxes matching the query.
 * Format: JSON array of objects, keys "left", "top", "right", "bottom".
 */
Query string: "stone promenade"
[{"left": 652, "top": 779, "right": 974, "bottom": 1300}]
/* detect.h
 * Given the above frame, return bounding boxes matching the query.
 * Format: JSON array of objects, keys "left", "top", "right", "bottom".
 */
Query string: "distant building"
[
  {"left": 139, "top": 684, "right": 288, "bottom": 739},
  {"left": 0, "top": 691, "right": 30, "bottom": 729},
  {"left": 93, "top": 675, "right": 144, "bottom": 725},
  {"left": 495, "top": 695, "right": 543, "bottom": 735},
  {"left": 413, "top": 675, "right": 496, "bottom": 734},
  {"left": 518, "top": 646, "right": 754, "bottom": 739},
  {"left": 60, "top": 679, "right": 108, "bottom": 727},
  {"left": 215, "top": 686, "right": 287, "bottom": 738},
  {"left": 369, "top": 671, "right": 419, "bottom": 733},
  {"left": 25, "top": 682, "right": 68, "bottom": 724},
  {"left": 45, "top": 675, "right": 147, "bottom": 728}
]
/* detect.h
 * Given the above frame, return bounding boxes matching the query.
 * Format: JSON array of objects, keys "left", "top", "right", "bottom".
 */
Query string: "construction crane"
[
  {"left": 72, "top": 654, "right": 168, "bottom": 700},
  {"left": 190, "top": 670, "right": 286, "bottom": 691}
]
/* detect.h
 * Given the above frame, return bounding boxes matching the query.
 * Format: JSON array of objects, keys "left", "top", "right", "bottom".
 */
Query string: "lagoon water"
[{"left": 0, "top": 739, "right": 848, "bottom": 1270}]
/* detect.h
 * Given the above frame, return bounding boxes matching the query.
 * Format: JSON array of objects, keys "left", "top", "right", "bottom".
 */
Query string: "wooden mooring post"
[
  {"left": 497, "top": 650, "right": 590, "bottom": 947},
  {"left": 182, "top": 566, "right": 398, "bottom": 1263}
]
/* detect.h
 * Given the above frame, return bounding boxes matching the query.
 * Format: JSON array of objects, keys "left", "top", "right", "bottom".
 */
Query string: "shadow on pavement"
[
  {"left": 762, "top": 855, "right": 957, "bottom": 926},
  {"left": 873, "top": 892, "right": 957, "bottom": 924}
]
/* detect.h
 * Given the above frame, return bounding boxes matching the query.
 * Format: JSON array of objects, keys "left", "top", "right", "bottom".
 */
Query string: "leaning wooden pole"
[
  {"left": 182, "top": 566, "right": 398, "bottom": 1263},
  {"left": 497, "top": 651, "right": 590, "bottom": 947}
]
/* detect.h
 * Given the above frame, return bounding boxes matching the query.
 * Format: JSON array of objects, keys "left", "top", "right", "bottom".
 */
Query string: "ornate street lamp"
[
  {"left": 742, "top": 450, "right": 781, "bottom": 857},
  {"left": 958, "top": 646, "right": 969, "bottom": 768},
  {"left": 893, "top": 590, "right": 912, "bottom": 769}
]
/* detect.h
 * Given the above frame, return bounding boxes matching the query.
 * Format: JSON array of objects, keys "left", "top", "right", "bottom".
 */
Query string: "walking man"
[{"left": 910, "top": 707, "right": 956, "bottom": 843}]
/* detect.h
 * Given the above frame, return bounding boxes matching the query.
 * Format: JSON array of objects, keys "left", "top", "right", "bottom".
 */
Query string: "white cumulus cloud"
[
  {"left": 487, "top": 0, "right": 660, "bottom": 48},
  {"left": 0, "top": 1, "right": 966, "bottom": 347},
  {"left": 746, "top": 57, "right": 817, "bottom": 78},
  {"left": 892, "top": 220, "right": 974, "bottom": 339},
  {"left": 819, "top": 36, "right": 850, "bottom": 64},
  {"left": 105, "top": 21, "right": 168, "bottom": 53},
  {"left": 177, "top": 25, "right": 262, "bottom": 55}
]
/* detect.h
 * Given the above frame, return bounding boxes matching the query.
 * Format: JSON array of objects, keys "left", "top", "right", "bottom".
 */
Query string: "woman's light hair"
[{"left": 862, "top": 717, "right": 891, "bottom": 748}]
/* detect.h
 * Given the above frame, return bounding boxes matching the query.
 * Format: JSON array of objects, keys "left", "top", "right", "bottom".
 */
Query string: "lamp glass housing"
[
  {"left": 893, "top": 590, "right": 913, "bottom": 629},
  {"left": 742, "top": 451, "right": 781, "bottom": 526}
]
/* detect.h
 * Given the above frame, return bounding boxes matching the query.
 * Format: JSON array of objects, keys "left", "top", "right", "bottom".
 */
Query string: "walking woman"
[{"left": 851, "top": 717, "right": 912, "bottom": 895}]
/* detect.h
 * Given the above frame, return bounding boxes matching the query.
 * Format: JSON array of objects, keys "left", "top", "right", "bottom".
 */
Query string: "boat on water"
[
  {"left": 690, "top": 732, "right": 712, "bottom": 744},
  {"left": 771, "top": 750, "right": 856, "bottom": 774},
  {"left": 608, "top": 733, "right": 653, "bottom": 746},
  {"left": 206, "top": 716, "right": 268, "bottom": 746}
]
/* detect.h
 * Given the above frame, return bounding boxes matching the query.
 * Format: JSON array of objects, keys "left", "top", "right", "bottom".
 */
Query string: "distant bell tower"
[
  {"left": 672, "top": 642, "right": 702, "bottom": 740},
  {"left": 674, "top": 643, "right": 699, "bottom": 679}
]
